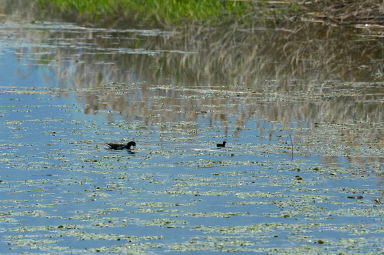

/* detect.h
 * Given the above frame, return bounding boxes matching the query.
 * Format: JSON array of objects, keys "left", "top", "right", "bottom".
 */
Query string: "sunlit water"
[{"left": 0, "top": 17, "right": 383, "bottom": 254}]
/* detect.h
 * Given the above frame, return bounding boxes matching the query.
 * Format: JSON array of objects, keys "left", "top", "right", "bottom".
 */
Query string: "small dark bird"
[
  {"left": 217, "top": 141, "right": 226, "bottom": 148},
  {"left": 107, "top": 141, "right": 136, "bottom": 150}
]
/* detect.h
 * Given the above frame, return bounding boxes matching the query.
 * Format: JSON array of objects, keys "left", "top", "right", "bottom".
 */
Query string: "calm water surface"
[{"left": 0, "top": 15, "right": 384, "bottom": 254}]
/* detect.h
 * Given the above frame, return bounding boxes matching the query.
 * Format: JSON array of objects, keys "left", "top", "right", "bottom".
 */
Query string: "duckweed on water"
[{"left": 1, "top": 91, "right": 383, "bottom": 253}]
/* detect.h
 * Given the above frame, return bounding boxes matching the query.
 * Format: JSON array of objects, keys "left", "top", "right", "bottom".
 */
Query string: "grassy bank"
[
  {"left": 36, "top": 0, "right": 242, "bottom": 24},
  {"left": 35, "top": 0, "right": 298, "bottom": 26},
  {"left": 10, "top": 0, "right": 384, "bottom": 27}
]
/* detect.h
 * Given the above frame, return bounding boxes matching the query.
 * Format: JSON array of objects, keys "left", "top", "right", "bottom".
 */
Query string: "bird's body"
[
  {"left": 107, "top": 144, "right": 127, "bottom": 150},
  {"left": 107, "top": 141, "right": 136, "bottom": 150},
  {"left": 217, "top": 141, "right": 226, "bottom": 148}
]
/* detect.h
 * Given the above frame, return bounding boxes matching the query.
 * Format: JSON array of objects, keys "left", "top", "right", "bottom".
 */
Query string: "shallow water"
[{"left": 0, "top": 12, "right": 384, "bottom": 255}]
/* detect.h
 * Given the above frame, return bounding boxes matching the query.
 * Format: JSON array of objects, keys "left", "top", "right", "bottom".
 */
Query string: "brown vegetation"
[{"left": 306, "top": 0, "right": 384, "bottom": 26}]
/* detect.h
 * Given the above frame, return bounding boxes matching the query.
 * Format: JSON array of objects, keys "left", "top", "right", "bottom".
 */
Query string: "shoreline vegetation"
[
  {"left": 36, "top": 0, "right": 254, "bottom": 26},
  {"left": 32, "top": 0, "right": 384, "bottom": 28},
  {"left": 33, "top": 0, "right": 297, "bottom": 26}
]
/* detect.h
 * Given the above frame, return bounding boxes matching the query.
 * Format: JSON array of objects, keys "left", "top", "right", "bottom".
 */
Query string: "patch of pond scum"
[{"left": 0, "top": 9, "right": 384, "bottom": 255}]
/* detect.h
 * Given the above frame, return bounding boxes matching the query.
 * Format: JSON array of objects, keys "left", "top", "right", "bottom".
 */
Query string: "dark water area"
[{"left": 0, "top": 3, "right": 384, "bottom": 254}]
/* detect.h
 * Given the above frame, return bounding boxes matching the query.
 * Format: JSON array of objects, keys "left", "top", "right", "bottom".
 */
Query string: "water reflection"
[
  {"left": 2, "top": 4, "right": 384, "bottom": 168},
  {"left": 1, "top": 3, "right": 384, "bottom": 254}
]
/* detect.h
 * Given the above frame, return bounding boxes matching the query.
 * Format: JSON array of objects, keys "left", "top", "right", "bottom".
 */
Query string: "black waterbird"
[
  {"left": 217, "top": 141, "right": 226, "bottom": 148},
  {"left": 107, "top": 141, "right": 136, "bottom": 150}
]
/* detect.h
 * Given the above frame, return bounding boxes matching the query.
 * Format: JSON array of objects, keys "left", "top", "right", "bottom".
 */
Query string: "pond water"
[{"left": 1, "top": 8, "right": 384, "bottom": 255}]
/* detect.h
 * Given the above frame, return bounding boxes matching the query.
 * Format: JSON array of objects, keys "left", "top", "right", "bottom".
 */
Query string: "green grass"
[{"left": 36, "top": 0, "right": 253, "bottom": 25}]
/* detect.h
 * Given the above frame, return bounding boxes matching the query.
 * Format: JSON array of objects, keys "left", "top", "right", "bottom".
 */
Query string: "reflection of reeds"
[{"left": 4, "top": 1, "right": 384, "bottom": 166}]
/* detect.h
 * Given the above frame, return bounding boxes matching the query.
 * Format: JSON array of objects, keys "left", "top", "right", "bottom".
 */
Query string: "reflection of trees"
[{"left": 3, "top": 1, "right": 384, "bottom": 167}]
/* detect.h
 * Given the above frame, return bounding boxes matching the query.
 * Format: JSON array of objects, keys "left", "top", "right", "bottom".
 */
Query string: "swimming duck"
[
  {"left": 107, "top": 141, "right": 136, "bottom": 150},
  {"left": 217, "top": 141, "right": 226, "bottom": 148}
]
